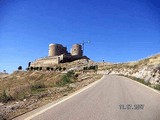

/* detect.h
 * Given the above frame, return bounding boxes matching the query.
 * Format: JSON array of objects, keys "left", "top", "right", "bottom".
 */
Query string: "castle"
[{"left": 30, "top": 43, "right": 89, "bottom": 67}]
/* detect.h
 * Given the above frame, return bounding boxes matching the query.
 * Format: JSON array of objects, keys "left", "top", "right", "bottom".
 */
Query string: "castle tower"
[
  {"left": 48, "top": 44, "right": 57, "bottom": 57},
  {"left": 48, "top": 43, "right": 68, "bottom": 57},
  {"left": 71, "top": 44, "right": 83, "bottom": 56}
]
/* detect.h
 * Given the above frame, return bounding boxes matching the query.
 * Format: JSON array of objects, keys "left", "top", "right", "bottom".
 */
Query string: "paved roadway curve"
[{"left": 18, "top": 75, "right": 160, "bottom": 120}]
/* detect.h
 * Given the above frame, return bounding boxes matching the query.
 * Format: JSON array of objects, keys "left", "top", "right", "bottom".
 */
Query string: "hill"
[
  {"left": 0, "top": 72, "right": 9, "bottom": 78},
  {"left": 0, "top": 62, "right": 101, "bottom": 119},
  {"left": 101, "top": 54, "right": 160, "bottom": 84}
]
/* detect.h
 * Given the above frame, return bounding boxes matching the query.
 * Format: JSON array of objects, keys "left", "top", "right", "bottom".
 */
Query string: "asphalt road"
[{"left": 17, "top": 75, "right": 160, "bottom": 120}]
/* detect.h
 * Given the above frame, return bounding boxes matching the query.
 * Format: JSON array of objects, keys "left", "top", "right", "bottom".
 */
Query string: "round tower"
[
  {"left": 48, "top": 44, "right": 58, "bottom": 57},
  {"left": 71, "top": 44, "right": 83, "bottom": 56}
]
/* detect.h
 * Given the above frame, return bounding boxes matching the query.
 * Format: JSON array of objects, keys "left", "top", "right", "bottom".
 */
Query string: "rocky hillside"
[{"left": 102, "top": 54, "right": 160, "bottom": 84}]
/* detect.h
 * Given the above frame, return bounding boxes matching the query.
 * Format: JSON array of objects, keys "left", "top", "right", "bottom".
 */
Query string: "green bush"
[
  {"left": 121, "top": 75, "right": 151, "bottom": 87},
  {"left": 63, "top": 67, "right": 66, "bottom": 71},
  {"left": 30, "top": 67, "right": 34, "bottom": 71},
  {"left": 0, "top": 90, "right": 12, "bottom": 103},
  {"left": 55, "top": 66, "right": 62, "bottom": 71},
  {"left": 58, "top": 67, "right": 62, "bottom": 71},
  {"left": 18, "top": 66, "right": 22, "bottom": 70},
  {"left": 31, "top": 81, "right": 46, "bottom": 91},
  {"left": 46, "top": 67, "right": 50, "bottom": 71},
  {"left": 56, "top": 71, "right": 75, "bottom": 87},
  {"left": 83, "top": 65, "right": 98, "bottom": 71},
  {"left": 75, "top": 73, "right": 79, "bottom": 78},
  {"left": 154, "top": 84, "right": 160, "bottom": 90},
  {"left": 135, "top": 78, "right": 151, "bottom": 86},
  {"left": 66, "top": 71, "right": 74, "bottom": 78},
  {"left": 83, "top": 67, "right": 88, "bottom": 70},
  {"left": 26, "top": 68, "right": 29, "bottom": 71},
  {"left": 32, "top": 67, "right": 39, "bottom": 71},
  {"left": 39, "top": 67, "right": 42, "bottom": 70}
]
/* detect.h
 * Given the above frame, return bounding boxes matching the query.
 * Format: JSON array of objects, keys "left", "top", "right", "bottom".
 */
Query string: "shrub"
[
  {"left": 9, "top": 84, "right": 32, "bottom": 100},
  {"left": 83, "top": 67, "right": 88, "bottom": 70},
  {"left": 58, "top": 67, "right": 62, "bottom": 71},
  {"left": 30, "top": 67, "right": 34, "bottom": 71},
  {"left": 39, "top": 67, "right": 42, "bottom": 71},
  {"left": 36, "top": 67, "right": 39, "bottom": 70},
  {"left": 56, "top": 71, "right": 75, "bottom": 87},
  {"left": 51, "top": 68, "right": 54, "bottom": 71},
  {"left": 63, "top": 67, "right": 66, "bottom": 71},
  {"left": 31, "top": 81, "right": 46, "bottom": 90},
  {"left": 66, "top": 71, "right": 75, "bottom": 78},
  {"left": 34, "top": 67, "right": 38, "bottom": 71},
  {"left": 75, "top": 73, "right": 79, "bottom": 78},
  {"left": 136, "top": 78, "right": 151, "bottom": 86},
  {"left": 0, "top": 90, "right": 12, "bottom": 103},
  {"left": 55, "top": 66, "right": 59, "bottom": 71},
  {"left": 46, "top": 67, "right": 50, "bottom": 71},
  {"left": 95, "top": 65, "right": 98, "bottom": 71},
  {"left": 26, "top": 68, "right": 29, "bottom": 71},
  {"left": 154, "top": 84, "right": 160, "bottom": 91},
  {"left": 18, "top": 66, "right": 22, "bottom": 70},
  {"left": 83, "top": 65, "right": 98, "bottom": 71}
]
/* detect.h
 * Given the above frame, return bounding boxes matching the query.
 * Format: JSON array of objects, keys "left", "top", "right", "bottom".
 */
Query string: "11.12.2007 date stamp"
[{"left": 119, "top": 104, "right": 144, "bottom": 110}]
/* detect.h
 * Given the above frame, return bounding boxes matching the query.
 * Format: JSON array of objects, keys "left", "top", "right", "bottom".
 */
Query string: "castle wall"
[{"left": 30, "top": 57, "right": 60, "bottom": 67}]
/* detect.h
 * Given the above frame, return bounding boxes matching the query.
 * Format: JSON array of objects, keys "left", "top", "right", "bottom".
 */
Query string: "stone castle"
[{"left": 30, "top": 43, "right": 89, "bottom": 67}]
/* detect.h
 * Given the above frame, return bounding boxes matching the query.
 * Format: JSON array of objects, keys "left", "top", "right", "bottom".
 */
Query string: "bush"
[
  {"left": 154, "top": 84, "right": 160, "bottom": 90},
  {"left": 39, "top": 67, "right": 42, "bottom": 71},
  {"left": 63, "top": 67, "right": 66, "bottom": 71},
  {"left": 56, "top": 71, "right": 75, "bottom": 87},
  {"left": 51, "top": 68, "right": 54, "bottom": 71},
  {"left": 9, "top": 84, "right": 31, "bottom": 100},
  {"left": 58, "top": 67, "right": 62, "bottom": 71},
  {"left": 75, "top": 73, "right": 79, "bottom": 78},
  {"left": 0, "top": 90, "right": 12, "bottom": 103},
  {"left": 18, "top": 66, "right": 22, "bottom": 70},
  {"left": 83, "top": 67, "right": 88, "bottom": 70},
  {"left": 46, "top": 67, "right": 50, "bottom": 71},
  {"left": 31, "top": 81, "right": 46, "bottom": 90},
  {"left": 26, "top": 68, "right": 29, "bottom": 71},
  {"left": 122, "top": 75, "right": 151, "bottom": 86},
  {"left": 83, "top": 65, "right": 98, "bottom": 71},
  {"left": 136, "top": 78, "right": 151, "bottom": 86},
  {"left": 30, "top": 67, "right": 34, "bottom": 71}
]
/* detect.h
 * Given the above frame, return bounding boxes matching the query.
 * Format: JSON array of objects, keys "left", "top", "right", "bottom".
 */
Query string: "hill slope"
[{"left": 102, "top": 54, "right": 160, "bottom": 84}]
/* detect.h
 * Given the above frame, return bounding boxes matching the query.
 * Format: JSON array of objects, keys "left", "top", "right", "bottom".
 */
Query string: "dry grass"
[
  {"left": 0, "top": 71, "right": 61, "bottom": 102},
  {"left": 0, "top": 70, "right": 102, "bottom": 103},
  {"left": 98, "top": 54, "right": 160, "bottom": 71}
]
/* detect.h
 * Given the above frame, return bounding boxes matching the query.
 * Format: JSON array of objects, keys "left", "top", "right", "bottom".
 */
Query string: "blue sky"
[{"left": 0, "top": 0, "right": 160, "bottom": 73}]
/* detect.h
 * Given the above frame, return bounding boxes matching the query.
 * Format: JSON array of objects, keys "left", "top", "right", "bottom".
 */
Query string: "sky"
[{"left": 0, "top": 0, "right": 160, "bottom": 73}]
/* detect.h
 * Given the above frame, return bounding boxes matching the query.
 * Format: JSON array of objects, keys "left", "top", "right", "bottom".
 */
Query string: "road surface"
[{"left": 16, "top": 75, "right": 160, "bottom": 120}]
